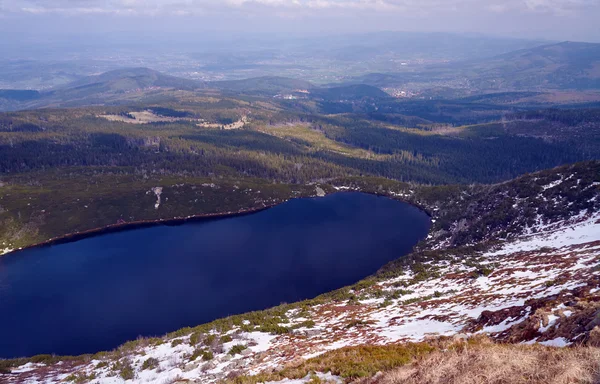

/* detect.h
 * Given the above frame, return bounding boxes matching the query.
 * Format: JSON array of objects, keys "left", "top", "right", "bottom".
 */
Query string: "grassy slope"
[
  {"left": 0, "top": 170, "right": 322, "bottom": 252},
  {"left": 360, "top": 338, "right": 600, "bottom": 384}
]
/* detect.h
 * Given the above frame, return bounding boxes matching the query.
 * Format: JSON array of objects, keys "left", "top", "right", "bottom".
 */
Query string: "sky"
[{"left": 0, "top": 0, "right": 599, "bottom": 43}]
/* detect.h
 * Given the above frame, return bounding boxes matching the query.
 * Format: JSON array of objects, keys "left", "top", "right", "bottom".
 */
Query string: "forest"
[{"left": 0, "top": 92, "right": 599, "bottom": 252}]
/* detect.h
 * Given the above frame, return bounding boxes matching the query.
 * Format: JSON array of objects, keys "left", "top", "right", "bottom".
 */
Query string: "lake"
[{"left": 0, "top": 192, "right": 430, "bottom": 358}]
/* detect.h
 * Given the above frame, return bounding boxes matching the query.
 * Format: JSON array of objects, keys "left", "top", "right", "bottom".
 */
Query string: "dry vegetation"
[
  {"left": 99, "top": 111, "right": 190, "bottom": 124},
  {"left": 363, "top": 339, "right": 600, "bottom": 384},
  {"left": 259, "top": 124, "right": 394, "bottom": 160}
]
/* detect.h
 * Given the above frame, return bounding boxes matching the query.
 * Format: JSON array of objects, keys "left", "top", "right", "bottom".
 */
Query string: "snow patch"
[
  {"left": 539, "top": 337, "right": 571, "bottom": 347},
  {"left": 488, "top": 211, "right": 600, "bottom": 256},
  {"left": 147, "top": 187, "right": 163, "bottom": 209}
]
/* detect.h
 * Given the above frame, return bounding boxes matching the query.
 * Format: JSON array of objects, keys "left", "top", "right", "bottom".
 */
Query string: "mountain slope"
[
  {"left": 213, "top": 76, "right": 315, "bottom": 94},
  {"left": 310, "top": 84, "right": 390, "bottom": 101},
  {"left": 342, "top": 41, "right": 600, "bottom": 94},
  {"left": 56, "top": 67, "right": 204, "bottom": 93},
  {"left": 465, "top": 41, "right": 600, "bottom": 90},
  {"left": 43, "top": 67, "right": 205, "bottom": 104},
  {"left": 2, "top": 161, "right": 599, "bottom": 383},
  {"left": 0, "top": 68, "right": 206, "bottom": 110}
]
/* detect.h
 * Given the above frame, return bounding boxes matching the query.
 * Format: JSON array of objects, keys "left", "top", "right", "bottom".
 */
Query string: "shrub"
[
  {"left": 345, "top": 319, "right": 372, "bottom": 329},
  {"left": 220, "top": 335, "right": 233, "bottom": 343},
  {"left": 141, "top": 357, "right": 159, "bottom": 371},
  {"left": 295, "top": 320, "right": 316, "bottom": 329},
  {"left": 64, "top": 372, "right": 96, "bottom": 383},
  {"left": 229, "top": 345, "right": 247, "bottom": 356},
  {"left": 120, "top": 365, "right": 134, "bottom": 380},
  {"left": 258, "top": 324, "right": 291, "bottom": 335},
  {"left": 112, "top": 359, "right": 135, "bottom": 380},
  {"left": 402, "top": 295, "right": 433, "bottom": 305},
  {"left": 379, "top": 299, "right": 393, "bottom": 308},
  {"left": 190, "top": 332, "right": 202, "bottom": 345},
  {"left": 204, "top": 334, "right": 217, "bottom": 346},
  {"left": 202, "top": 350, "right": 214, "bottom": 361}
]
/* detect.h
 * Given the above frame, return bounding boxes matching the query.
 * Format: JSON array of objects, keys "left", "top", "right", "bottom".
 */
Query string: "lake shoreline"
[
  {"left": 1, "top": 190, "right": 432, "bottom": 258},
  {"left": 1, "top": 204, "right": 279, "bottom": 258}
]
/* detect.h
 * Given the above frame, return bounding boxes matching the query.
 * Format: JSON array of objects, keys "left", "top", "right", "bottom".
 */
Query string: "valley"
[{"left": 0, "top": 29, "right": 600, "bottom": 384}]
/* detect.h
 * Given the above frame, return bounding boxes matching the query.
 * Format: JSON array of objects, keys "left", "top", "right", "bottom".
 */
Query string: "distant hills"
[
  {"left": 0, "top": 68, "right": 208, "bottom": 110},
  {"left": 342, "top": 41, "right": 600, "bottom": 94},
  {"left": 58, "top": 67, "right": 205, "bottom": 93},
  {"left": 313, "top": 31, "right": 548, "bottom": 62},
  {"left": 0, "top": 89, "right": 40, "bottom": 101},
  {"left": 463, "top": 41, "right": 600, "bottom": 90},
  {"left": 0, "top": 69, "right": 392, "bottom": 111},
  {"left": 2, "top": 40, "right": 600, "bottom": 112},
  {"left": 214, "top": 76, "right": 315, "bottom": 94},
  {"left": 310, "top": 84, "right": 390, "bottom": 101}
]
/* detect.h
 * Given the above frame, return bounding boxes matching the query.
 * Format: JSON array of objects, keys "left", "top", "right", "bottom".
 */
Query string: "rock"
[
  {"left": 184, "top": 362, "right": 200, "bottom": 372},
  {"left": 241, "top": 348, "right": 253, "bottom": 357},
  {"left": 588, "top": 326, "right": 600, "bottom": 347},
  {"left": 315, "top": 186, "right": 325, "bottom": 197},
  {"left": 220, "top": 355, "right": 233, "bottom": 362},
  {"left": 230, "top": 359, "right": 246, "bottom": 369},
  {"left": 584, "top": 309, "right": 600, "bottom": 331},
  {"left": 305, "top": 329, "right": 323, "bottom": 337}
]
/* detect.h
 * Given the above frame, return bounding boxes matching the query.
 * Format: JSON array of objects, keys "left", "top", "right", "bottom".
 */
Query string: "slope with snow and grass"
[{"left": 1, "top": 161, "right": 600, "bottom": 384}]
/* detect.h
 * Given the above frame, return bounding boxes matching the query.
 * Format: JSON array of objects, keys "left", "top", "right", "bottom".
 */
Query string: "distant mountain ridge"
[
  {"left": 213, "top": 76, "right": 315, "bottom": 94},
  {"left": 310, "top": 84, "right": 390, "bottom": 100},
  {"left": 340, "top": 41, "right": 600, "bottom": 93},
  {"left": 0, "top": 68, "right": 208, "bottom": 110},
  {"left": 466, "top": 41, "right": 600, "bottom": 90},
  {"left": 51, "top": 67, "right": 205, "bottom": 95},
  {"left": 0, "top": 69, "right": 392, "bottom": 111},
  {"left": 3, "top": 39, "right": 600, "bottom": 112}
]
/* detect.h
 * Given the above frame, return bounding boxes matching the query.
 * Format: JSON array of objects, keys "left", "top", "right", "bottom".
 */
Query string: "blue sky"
[{"left": 0, "top": 0, "right": 599, "bottom": 42}]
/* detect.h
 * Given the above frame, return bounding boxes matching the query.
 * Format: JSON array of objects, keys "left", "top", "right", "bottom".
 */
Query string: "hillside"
[
  {"left": 58, "top": 68, "right": 203, "bottom": 92},
  {"left": 0, "top": 70, "right": 384, "bottom": 111},
  {"left": 40, "top": 68, "right": 205, "bottom": 106},
  {"left": 464, "top": 41, "right": 600, "bottom": 90},
  {"left": 0, "top": 68, "right": 207, "bottom": 111},
  {"left": 213, "top": 76, "right": 315, "bottom": 95},
  {"left": 2, "top": 161, "right": 599, "bottom": 383},
  {"left": 1, "top": 100, "right": 600, "bottom": 255},
  {"left": 342, "top": 41, "right": 600, "bottom": 97},
  {"left": 310, "top": 84, "right": 390, "bottom": 101}
]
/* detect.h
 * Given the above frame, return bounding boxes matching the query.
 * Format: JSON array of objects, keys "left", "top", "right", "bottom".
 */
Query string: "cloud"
[
  {"left": 1, "top": 0, "right": 598, "bottom": 16},
  {"left": 0, "top": 0, "right": 598, "bottom": 43}
]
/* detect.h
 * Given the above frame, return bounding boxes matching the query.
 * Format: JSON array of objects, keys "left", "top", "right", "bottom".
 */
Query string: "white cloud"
[
  {"left": 1, "top": 0, "right": 598, "bottom": 16},
  {"left": 0, "top": 0, "right": 598, "bottom": 42}
]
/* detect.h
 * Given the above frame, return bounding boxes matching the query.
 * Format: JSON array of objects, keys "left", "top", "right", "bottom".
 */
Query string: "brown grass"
[
  {"left": 228, "top": 343, "right": 435, "bottom": 383},
  {"left": 365, "top": 340, "right": 600, "bottom": 384}
]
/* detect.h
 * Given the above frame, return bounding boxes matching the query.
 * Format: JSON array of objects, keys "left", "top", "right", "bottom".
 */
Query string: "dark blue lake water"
[{"left": 0, "top": 192, "right": 430, "bottom": 358}]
